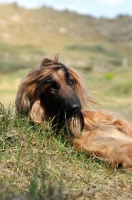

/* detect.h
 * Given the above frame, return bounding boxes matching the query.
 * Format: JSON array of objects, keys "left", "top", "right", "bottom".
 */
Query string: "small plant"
[
  {"left": 104, "top": 72, "right": 114, "bottom": 80},
  {"left": 110, "top": 58, "right": 122, "bottom": 66}
]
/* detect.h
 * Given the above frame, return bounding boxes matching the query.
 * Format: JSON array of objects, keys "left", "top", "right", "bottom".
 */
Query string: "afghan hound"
[{"left": 15, "top": 56, "right": 132, "bottom": 168}]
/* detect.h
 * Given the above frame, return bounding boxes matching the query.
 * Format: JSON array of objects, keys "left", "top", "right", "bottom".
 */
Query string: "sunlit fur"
[{"left": 16, "top": 56, "right": 132, "bottom": 168}]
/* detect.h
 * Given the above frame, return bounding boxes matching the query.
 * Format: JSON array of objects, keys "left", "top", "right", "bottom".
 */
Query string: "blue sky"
[{"left": 0, "top": 0, "right": 132, "bottom": 18}]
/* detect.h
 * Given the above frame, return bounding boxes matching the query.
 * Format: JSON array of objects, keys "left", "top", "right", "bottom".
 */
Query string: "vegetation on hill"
[
  {"left": 0, "top": 103, "right": 132, "bottom": 200},
  {"left": 0, "top": 3, "right": 132, "bottom": 73}
]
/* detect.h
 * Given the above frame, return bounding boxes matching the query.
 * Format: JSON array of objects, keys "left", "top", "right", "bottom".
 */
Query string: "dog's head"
[
  {"left": 36, "top": 61, "right": 81, "bottom": 121},
  {"left": 16, "top": 56, "right": 95, "bottom": 134}
]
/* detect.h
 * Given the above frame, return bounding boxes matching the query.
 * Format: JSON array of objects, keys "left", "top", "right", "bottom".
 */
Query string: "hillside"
[
  {"left": 0, "top": 3, "right": 132, "bottom": 73},
  {"left": 1, "top": 4, "right": 132, "bottom": 200}
]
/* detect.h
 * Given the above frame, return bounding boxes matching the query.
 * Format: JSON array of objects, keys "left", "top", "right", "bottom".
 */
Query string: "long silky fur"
[{"left": 16, "top": 56, "right": 132, "bottom": 168}]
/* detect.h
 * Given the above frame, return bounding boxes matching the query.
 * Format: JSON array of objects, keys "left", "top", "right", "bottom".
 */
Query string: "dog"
[{"left": 16, "top": 55, "right": 132, "bottom": 168}]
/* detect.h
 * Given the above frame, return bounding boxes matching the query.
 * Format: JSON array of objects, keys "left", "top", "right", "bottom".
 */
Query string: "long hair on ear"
[{"left": 15, "top": 56, "right": 60, "bottom": 116}]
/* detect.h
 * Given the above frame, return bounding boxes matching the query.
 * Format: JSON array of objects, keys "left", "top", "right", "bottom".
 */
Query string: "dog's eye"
[
  {"left": 48, "top": 85, "right": 55, "bottom": 91},
  {"left": 68, "top": 79, "right": 75, "bottom": 86},
  {"left": 48, "top": 85, "right": 56, "bottom": 91},
  {"left": 47, "top": 82, "right": 59, "bottom": 92}
]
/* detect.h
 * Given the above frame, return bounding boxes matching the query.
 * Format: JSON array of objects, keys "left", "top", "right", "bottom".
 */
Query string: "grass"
[
  {"left": 65, "top": 44, "right": 120, "bottom": 56},
  {"left": 0, "top": 103, "right": 132, "bottom": 200},
  {"left": 0, "top": 71, "right": 26, "bottom": 108},
  {"left": 65, "top": 44, "right": 123, "bottom": 70},
  {"left": 65, "top": 44, "right": 122, "bottom": 60},
  {"left": 0, "top": 42, "right": 46, "bottom": 72}
]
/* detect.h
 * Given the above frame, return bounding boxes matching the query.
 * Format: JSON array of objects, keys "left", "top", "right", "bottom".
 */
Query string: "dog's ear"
[
  {"left": 15, "top": 91, "right": 30, "bottom": 115},
  {"left": 29, "top": 100, "right": 45, "bottom": 123},
  {"left": 16, "top": 58, "right": 50, "bottom": 117}
]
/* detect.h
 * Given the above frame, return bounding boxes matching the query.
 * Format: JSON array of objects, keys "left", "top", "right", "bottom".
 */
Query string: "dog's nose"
[{"left": 69, "top": 103, "right": 81, "bottom": 115}]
